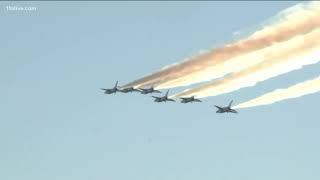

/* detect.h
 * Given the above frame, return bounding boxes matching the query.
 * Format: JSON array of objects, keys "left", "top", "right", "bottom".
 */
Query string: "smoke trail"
[
  {"left": 124, "top": 1, "right": 320, "bottom": 89},
  {"left": 234, "top": 75, "right": 320, "bottom": 109},
  {"left": 173, "top": 28, "right": 320, "bottom": 98}
]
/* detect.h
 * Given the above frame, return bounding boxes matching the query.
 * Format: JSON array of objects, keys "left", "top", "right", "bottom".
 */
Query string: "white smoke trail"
[
  {"left": 124, "top": 1, "right": 320, "bottom": 89},
  {"left": 173, "top": 28, "right": 320, "bottom": 98},
  {"left": 234, "top": 75, "right": 320, "bottom": 109}
]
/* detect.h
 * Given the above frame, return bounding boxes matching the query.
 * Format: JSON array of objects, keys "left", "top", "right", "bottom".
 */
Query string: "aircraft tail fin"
[
  {"left": 114, "top": 81, "right": 118, "bottom": 88},
  {"left": 165, "top": 90, "right": 169, "bottom": 97},
  {"left": 228, "top": 100, "right": 233, "bottom": 108}
]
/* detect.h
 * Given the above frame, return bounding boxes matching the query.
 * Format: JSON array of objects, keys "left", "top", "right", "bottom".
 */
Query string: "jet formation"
[
  {"left": 139, "top": 86, "right": 161, "bottom": 94},
  {"left": 118, "top": 87, "right": 141, "bottom": 93},
  {"left": 214, "top": 100, "right": 238, "bottom": 114},
  {"left": 101, "top": 81, "right": 140, "bottom": 93},
  {"left": 101, "top": 81, "right": 119, "bottom": 94},
  {"left": 152, "top": 90, "right": 175, "bottom": 102},
  {"left": 180, "top": 96, "right": 202, "bottom": 103},
  {"left": 101, "top": 81, "right": 238, "bottom": 113}
]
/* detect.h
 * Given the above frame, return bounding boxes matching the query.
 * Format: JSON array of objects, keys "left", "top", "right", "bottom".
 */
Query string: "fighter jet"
[
  {"left": 139, "top": 86, "right": 161, "bottom": 94},
  {"left": 214, "top": 100, "right": 238, "bottom": 114},
  {"left": 152, "top": 90, "right": 175, "bottom": 102},
  {"left": 101, "top": 81, "right": 119, "bottom": 94},
  {"left": 180, "top": 96, "right": 202, "bottom": 103},
  {"left": 118, "top": 87, "right": 141, "bottom": 93}
]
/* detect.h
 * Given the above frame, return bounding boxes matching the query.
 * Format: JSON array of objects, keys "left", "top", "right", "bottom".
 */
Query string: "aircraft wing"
[
  {"left": 231, "top": 109, "right": 238, "bottom": 113},
  {"left": 214, "top": 105, "right": 223, "bottom": 110}
]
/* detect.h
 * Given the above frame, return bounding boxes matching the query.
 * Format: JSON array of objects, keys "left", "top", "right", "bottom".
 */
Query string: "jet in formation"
[
  {"left": 101, "top": 82, "right": 239, "bottom": 114},
  {"left": 139, "top": 86, "right": 161, "bottom": 94},
  {"left": 101, "top": 81, "right": 119, "bottom": 94},
  {"left": 215, "top": 100, "right": 238, "bottom": 114},
  {"left": 180, "top": 96, "right": 202, "bottom": 103},
  {"left": 102, "top": 82, "right": 161, "bottom": 94},
  {"left": 118, "top": 87, "right": 141, "bottom": 93},
  {"left": 152, "top": 90, "right": 175, "bottom": 102}
]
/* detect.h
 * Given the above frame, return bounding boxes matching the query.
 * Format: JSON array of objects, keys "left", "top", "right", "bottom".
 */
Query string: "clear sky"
[{"left": 1, "top": 1, "right": 320, "bottom": 180}]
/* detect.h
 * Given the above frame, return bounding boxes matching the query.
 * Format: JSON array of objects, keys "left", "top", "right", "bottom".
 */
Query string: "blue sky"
[{"left": 1, "top": 1, "right": 320, "bottom": 180}]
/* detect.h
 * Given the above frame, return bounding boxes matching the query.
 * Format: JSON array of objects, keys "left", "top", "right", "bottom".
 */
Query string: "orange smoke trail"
[
  {"left": 123, "top": 2, "right": 320, "bottom": 89},
  {"left": 173, "top": 28, "right": 320, "bottom": 98}
]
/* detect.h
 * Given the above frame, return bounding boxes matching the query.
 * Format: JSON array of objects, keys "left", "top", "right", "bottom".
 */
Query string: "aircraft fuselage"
[
  {"left": 140, "top": 88, "right": 161, "bottom": 94},
  {"left": 103, "top": 88, "right": 117, "bottom": 94},
  {"left": 118, "top": 87, "right": 140, "bottom": 93},
  {"left": 181, "top": 98, "right": 201, "bottom": 103}
]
